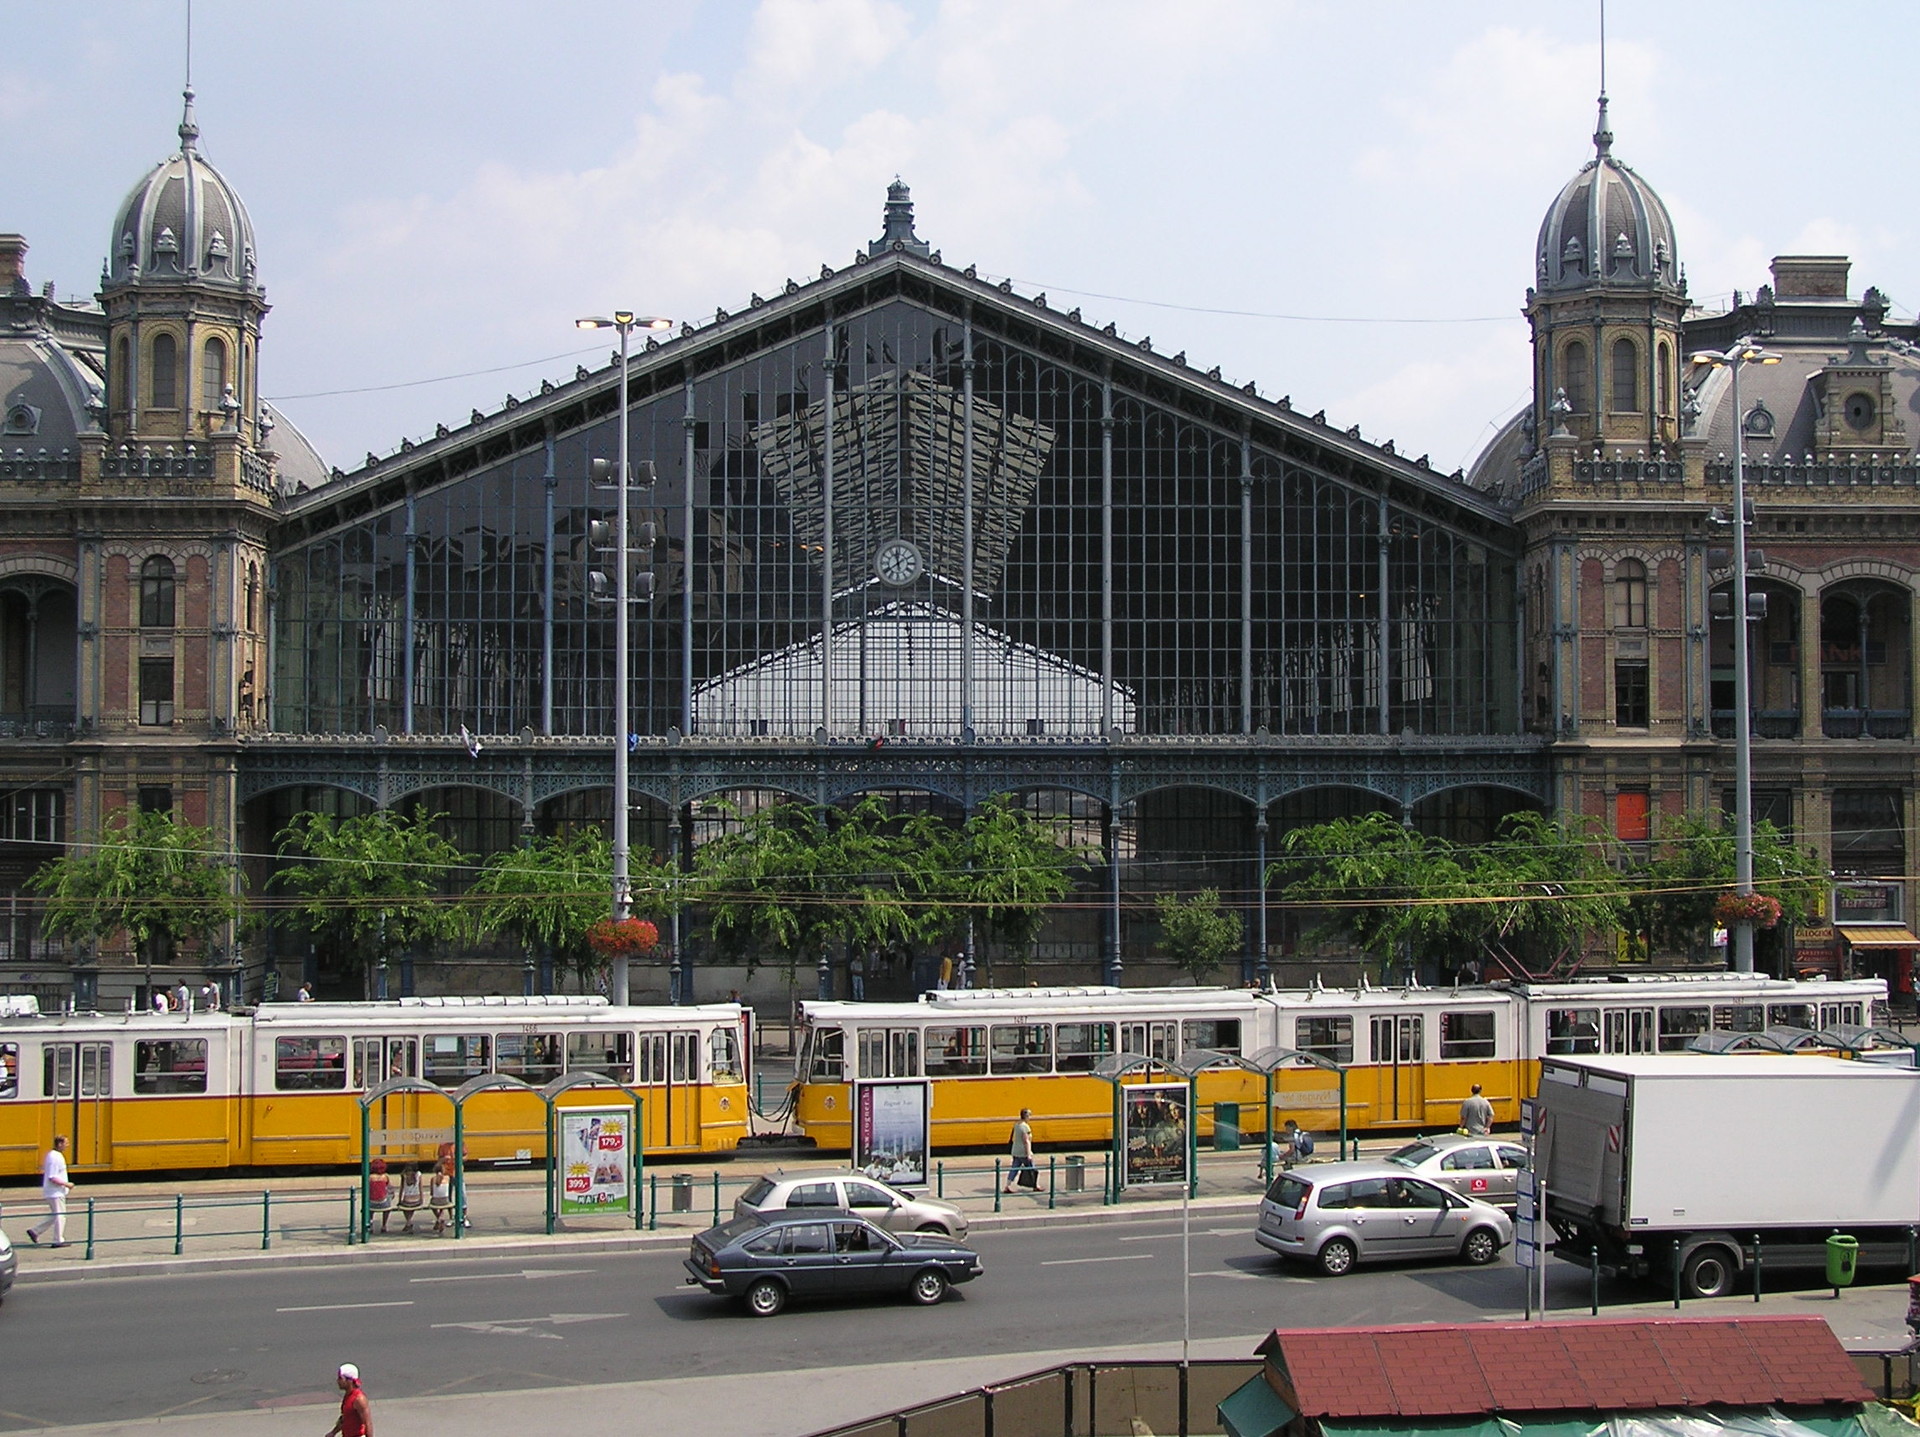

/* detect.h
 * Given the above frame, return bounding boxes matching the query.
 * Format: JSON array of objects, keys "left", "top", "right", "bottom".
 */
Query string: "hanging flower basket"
[
  {"left": 1713, "top": 891, "right": 1783, "bottom": 929},
  {"left": 586, "top": 917, "right": 659, "bottom": 960}
]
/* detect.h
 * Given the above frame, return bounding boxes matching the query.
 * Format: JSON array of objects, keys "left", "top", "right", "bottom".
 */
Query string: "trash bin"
[
  {"left": 1064, "top": 1154, "right": 1086, "bottom": 1193},
  {"left": 672, "top": 1173, "right": 694, "bottom": 1212},
  {"left": 1213, "top": 1102, "right": 1241, "bottom": 1152},
  {"left": 1826, "top": 1233, "right": 1860, "bottom": 1288}
]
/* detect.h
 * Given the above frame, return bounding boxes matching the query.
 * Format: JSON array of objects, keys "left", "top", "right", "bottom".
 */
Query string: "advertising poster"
[
  {"left": 1123, "top": 1083, "right": 1189, "bottom": 1188},
  {"left": 854, "top": 1080, "right": 931, "bottom": 1186},
  {"left": 558, "top": 1106, "right": 632, "bottom": 1215}
]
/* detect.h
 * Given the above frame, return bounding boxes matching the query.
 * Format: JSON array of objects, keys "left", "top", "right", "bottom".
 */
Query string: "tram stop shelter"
[
  {"left": 356, "top": 1072, "right": 644, "bottom": 1240},
  {"left": 1687, "top": 1025, "right": 1915, "bottom": 1057}
]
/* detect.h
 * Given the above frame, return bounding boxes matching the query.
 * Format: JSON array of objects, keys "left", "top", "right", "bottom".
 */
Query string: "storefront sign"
[
  {"left": 1834, "top": 882, "right": 1902, "bottom": 925},
  {"left": 854, "top": 1080, "right": 931, "bottom": 1186},
  {"left": 1123, "top": 1083, "right": 1189, "bottom": 1188},
  {"left": 557, "top": 1107, "right": 632, "bottom": 1215}
]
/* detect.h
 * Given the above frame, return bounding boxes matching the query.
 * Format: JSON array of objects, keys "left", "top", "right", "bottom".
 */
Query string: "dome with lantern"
[
  {"left": 104, "top": 88, "right": 260, "bottom": 294},
  {"left": 1534, "top": 97, "right": 1681, "bottom": 296}
]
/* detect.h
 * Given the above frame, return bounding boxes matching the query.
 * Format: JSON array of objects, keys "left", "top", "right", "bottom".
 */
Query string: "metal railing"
[{"left": 2, "top": 1190, "right": 356, "bottom": 1261}]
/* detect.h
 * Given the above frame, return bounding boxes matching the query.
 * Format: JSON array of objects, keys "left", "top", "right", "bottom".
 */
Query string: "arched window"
[
  {"left": 1657, "top": 343, "right": 1672, "bottom": 416},
  {"left": 1614, "top": 559, "right": 1647, "bottom": 629},
  {"left": 113, "top": 337, "right": 130, "bottom": 415},
  {"left": 1611, "top": 337, "right": 1638, "bottom": 411},
  {"left": 150, "top": 333, "right": 178, "bottom": 410},
  {"left": 139, "top": 555, "right": 176, "bottom": 629},
  {"left": 1563, "top": 340, "right": 1589, "bottom": 414},
  {"left": 202, "top": 336, "right": 228, "bottom": 415},
  {"left": 245, "top": 563, "right": 258, "bottom": 631}
]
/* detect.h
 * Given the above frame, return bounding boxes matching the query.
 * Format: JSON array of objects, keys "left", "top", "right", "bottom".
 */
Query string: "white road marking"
[
  {"left": 1039, "top": 1253, "right": 1155, "bottom": 1266},
  {"left": 1190, "top": 1269, "right": 1265, "bottom": 1281},
  {"left": 277, "top": 1300, "right": 415, "bottom": 1313},
  {"left": 1117, "top": 1227, "right": 1245, "bottom": 1242},
  {"left": 430, "top": 1311, "right": 627, "bottom": 1339},
  {"left": 409, "top": 1268, "right": 596, "bottom": 1285}
]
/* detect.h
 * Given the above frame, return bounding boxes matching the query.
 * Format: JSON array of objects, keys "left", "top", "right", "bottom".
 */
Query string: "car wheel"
[
  {"left": 744, "top": 1277, "right": 787, "bottom": 1317},
  {"left": 1316, "top": 1237, "right": 1356, "bottom": 1277},
  {"left": 916, "top": 1222, "right": 951, "bottom": 1236},
  {"left": 908, "top": 1268, "right": 950, "bottom": 1305},
  {"left": 1683, "top": 1246, "right": 1736, "bottom": 1299},
  {"left": 1461, "top": 1227, "right": 1501, "bottom": 1266}
]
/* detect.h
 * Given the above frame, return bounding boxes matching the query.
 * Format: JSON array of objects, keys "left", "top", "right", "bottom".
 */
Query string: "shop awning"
[
  {"left": 1837, "top": 925, "right": 1920, "bottom": 948},
  {"left": 1218, "top": 1374, "right": 1295, "bottom": 1437}
]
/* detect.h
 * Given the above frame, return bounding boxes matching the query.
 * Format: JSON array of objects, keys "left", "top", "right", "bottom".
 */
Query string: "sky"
[{"left": 11, "top": 1, "right": 1919, "bottom": 481}]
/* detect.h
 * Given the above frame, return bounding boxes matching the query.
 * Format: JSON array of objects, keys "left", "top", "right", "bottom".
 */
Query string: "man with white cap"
[{"left": 325, "top": 1363, "right": 372, "bottom": 1437}]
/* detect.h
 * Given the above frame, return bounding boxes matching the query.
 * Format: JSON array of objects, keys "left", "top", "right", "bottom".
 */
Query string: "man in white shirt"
[{"left": 27, "top": 1134, "right": 72, "bottom": 1247}]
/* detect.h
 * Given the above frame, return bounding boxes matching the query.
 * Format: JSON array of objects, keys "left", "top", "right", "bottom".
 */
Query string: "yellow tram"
[
  {"left": 0, "top": 995, "right": 750, "bottom": 1178},
  {"left": 790, "top": 974, "right": 1888, "bottom": 1151}
]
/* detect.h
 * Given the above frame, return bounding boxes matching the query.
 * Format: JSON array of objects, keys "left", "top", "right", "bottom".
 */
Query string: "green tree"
[
  {"left": 466, "top": 826, "right": 613, "bottom": 987},
  {"left": 1273, "top": 811, "right": 1472, "bottom": 977},
  {"left": 931, "top": 797, "right": 1086, "bottom": 983},
  {"left": 1154, "top": 887, "right": 1243, "bottom": 983},
  {"left": 273, "top": 807, "right": 473, "bottom": 995},
  {"left": 1456, "top": 812, "right": 1626, "bottom": 977},
  {"left": 1628, "top": 814, "right": 1825, "bottom": 966},
  {"left": 30, "top": 808, "right": 242, "bottom": 988}
]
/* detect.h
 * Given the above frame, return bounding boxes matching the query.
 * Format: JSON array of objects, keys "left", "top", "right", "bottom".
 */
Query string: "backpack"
[{"left": 1295, "top": 1130, "right": 1315, "bottom": 1157}]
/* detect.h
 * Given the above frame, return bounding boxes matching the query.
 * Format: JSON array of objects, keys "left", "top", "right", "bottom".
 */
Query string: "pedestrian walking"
[
  {"left": 325, "top": 1363, "right": 373, "bottom": 1437},
  {"left": 27, "top": 1134, "right": 72, "bottom": 1247},
  {"left": 1460, "top": 1083, "right": 1494, "bottom": 1136},
  {"left": 1004, "top": 1108, "right": 1037, "bottom": 1192}
]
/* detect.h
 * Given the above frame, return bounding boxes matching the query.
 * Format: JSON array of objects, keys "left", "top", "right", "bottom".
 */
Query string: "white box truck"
[{"left": 1534, "top": 1053, "right": 1920, "bottom": 1298}]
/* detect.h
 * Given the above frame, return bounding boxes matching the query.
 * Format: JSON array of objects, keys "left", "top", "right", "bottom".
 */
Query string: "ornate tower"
[{"left": 1526, "top": 97, "right": 1688, "bottom": 453}]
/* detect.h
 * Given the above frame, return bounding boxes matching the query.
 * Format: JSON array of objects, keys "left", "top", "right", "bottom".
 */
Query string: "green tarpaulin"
[{"left": 1219, "top": 1374, "right": 1296, "bottom": 1437}]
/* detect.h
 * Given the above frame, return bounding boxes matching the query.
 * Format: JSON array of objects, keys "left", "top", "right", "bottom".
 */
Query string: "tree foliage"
[
  {"left": 929, "top": 797, "right": 1087, "bottom": 975},
  {"left": 30, "top": 808, "right": 241, "bottom": 966},
  {"left": 272, "top": 808, "right": 473, "bottom": 987},
  {"left": 1154, "top": 887, "right": 1242, "bottom": 983},
  {"left": 465, "top": 827, "right": 612, "bottom": 983},
  {"left": 1628, "top": 814, "right": 1825, "bottom": 961}
]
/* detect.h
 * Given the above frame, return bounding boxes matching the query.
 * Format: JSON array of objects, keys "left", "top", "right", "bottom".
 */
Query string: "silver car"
[
  {"left": 734, "top": 1172, "right": 969, "bottom": 1239},
  {"left": 0, "top": 1221, "right": 14, "bottom": 1305},
  {"left": 1255, "top": 1160, "right": 1513, "bottom": 1275},
  {"left": 1385, "top": 1134, "right": 1530, "bottom": 1211}
]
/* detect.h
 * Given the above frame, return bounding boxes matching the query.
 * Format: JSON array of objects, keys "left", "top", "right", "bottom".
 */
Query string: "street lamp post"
[
  {"left": 576, "top": 311, "right": 671, "bottom": 1005},
  {"left": 1692, "top": 338, "right": 1781, "bottom": 974}
]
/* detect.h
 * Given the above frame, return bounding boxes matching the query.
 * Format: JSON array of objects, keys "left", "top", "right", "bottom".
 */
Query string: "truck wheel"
[
  {"left": 744, "top": 1277, "right": 788, "bottom": 1317},
  {"left": 1682, "top": 1247, "right": 1735, "bottom": 1299},
  {"left": 1317, "top": 1237, "right": 1357, "bottom": 1276},
  {"left": 1461, "top": 1227, "right": 1502, "bottom": 1266}
]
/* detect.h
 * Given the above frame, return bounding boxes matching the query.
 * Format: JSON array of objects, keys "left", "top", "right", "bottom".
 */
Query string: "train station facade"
[{"left": 5, "top": 90, "right": 1920, "bottom": 1005}]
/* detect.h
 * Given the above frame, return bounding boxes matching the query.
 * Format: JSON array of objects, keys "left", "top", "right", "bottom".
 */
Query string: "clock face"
[{"left": 874, "top": 538, "right": 923, "bottom": 586}]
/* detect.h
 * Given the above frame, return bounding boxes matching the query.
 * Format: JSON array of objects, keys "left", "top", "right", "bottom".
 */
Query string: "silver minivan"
[{"left": 1255, "top": 1159, "right": 1513, "bottom": 1275}]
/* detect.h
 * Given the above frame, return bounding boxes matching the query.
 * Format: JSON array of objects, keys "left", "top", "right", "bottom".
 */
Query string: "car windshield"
[
  {"left": 1264, "top": 1173, "right": 1311, "bottom": 1207},
  {"left": 739, "top": 1178, "right": 776, "bottom": 1206},
  {"left": 1388, "top": 1142, "right": 1441, "bottom": 1169}
]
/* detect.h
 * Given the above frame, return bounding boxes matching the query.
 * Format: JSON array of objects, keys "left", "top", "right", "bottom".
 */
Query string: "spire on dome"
[
  {"left": 179, "top": 85, "right": 199, "bottom": 154},
  {"left": 1593, "top": 92, "right": 1612, "bottom": 158}
]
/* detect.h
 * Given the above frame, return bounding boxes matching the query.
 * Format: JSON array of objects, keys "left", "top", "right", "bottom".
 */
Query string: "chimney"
[
  {"left": 0, "top": 234, "right": 26, "bottom": 296},
  {"left": 1770, "top": 255, "right": 1851, "bottom": 299}
]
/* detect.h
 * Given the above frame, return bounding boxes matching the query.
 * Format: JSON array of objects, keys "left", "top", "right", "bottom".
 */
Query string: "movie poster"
[
  {"left": 854, "top": 1080, "right": 931, "bottom": 1186},
  {"left": 1123, "top": 1083, "right": 1189, "bottom": 1188},
  {"left": 557, "top": 1106, "right": 632, "bottom": 1215}
]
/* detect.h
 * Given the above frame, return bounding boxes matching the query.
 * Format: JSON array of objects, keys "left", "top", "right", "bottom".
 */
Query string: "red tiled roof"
[{"left": 1258, "top": 1317, "right": 1872, "bottom": 1419}]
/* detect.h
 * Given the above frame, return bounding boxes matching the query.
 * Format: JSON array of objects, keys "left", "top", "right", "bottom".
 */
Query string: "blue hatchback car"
[{"left": 685, "top": 1208, "right": 983, "bottom": 1317}]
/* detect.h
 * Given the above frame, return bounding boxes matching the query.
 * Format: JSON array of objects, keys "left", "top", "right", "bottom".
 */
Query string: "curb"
[{"left": 9, "top": 1192, "right": 1262, "bottom": 1285}]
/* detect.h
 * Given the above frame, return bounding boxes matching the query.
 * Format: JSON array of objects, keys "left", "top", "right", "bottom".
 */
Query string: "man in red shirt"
[{"left": 326, "top": 1363, "right": 372, "bottom": 1437}]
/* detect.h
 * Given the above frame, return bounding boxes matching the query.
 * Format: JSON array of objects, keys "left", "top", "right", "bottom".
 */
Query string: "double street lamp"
[
  {"left": 1691, "top": 337, "right": 1782, "bottom": 974},
  {"left": 576, "top": 311, "right": 671, "bottom": 1005}
]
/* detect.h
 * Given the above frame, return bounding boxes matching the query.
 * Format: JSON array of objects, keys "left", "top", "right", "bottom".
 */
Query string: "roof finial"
[
  {"left": 178, "top": 0, "right": 198, "bottom": 153},
  {"left": 1593, "top": 0, "right": 1612, "bottom": 158}
]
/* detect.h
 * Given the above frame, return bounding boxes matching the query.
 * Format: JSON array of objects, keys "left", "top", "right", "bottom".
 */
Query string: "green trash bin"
[
  {"left": 1213, "top": 1102, "right": 1241, "bottom": 1151},
  {"left": 1825, "top": 1233, "right": 1859, "bottom": 1287}
]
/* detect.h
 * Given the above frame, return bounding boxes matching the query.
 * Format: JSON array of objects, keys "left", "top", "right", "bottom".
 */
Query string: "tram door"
[
  {"left": 44, "top": 1042, "right": 113, "bottom": 1169},
  {"left": 1369, "top": 1015, "right": 1424, "bottom": 1122},
  {"left": 1602, "top": 1007, "right": 1654, "bottom": 1055},
  {"left": 1119, "top": 1022, "right": 1179, "bottom": 1062},
  {"left": 637, "top": 1032, "right": 703, "bottom": 1149},
  {"left": 356, "top": 1037, "right": 423, "bottom": 1162}
]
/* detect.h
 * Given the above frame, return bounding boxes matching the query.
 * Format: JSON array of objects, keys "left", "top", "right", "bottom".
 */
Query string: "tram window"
[
  {"left": 924, "top": 1025, "right": 988, "bottom": 1077},
  {"left": 708, "top": 1027, "right": 743, "bottom": 1083},
  {"left": 857, "top": 1028, "right": 919, "bottom": 1079},
  {"left": 497, "top": 1032, "right": 564, "bottom": 1085},
  {"left": 990, "top": 1024, "right": 1052, "bottom": 1075},
  {"left": 809, "top": 1028, "right": 845, "bottom": 1081},
  {"left": 1056, "top": 1022, "right": 1116, "bottom": 1072},
  {"left": 1182, "top": 1019, "right": 1241, "bottom": 1054},
  {"left": 1657, "top": 1007, "right": 1710, "bottom": 1051},
  {"left": 423, "top": 1034, "right": 491, "bottom": 1087},
  {"left": 276, "top": 1035, "right": 346, "bottom": 1091},
  {"left": 134, "top": 1038, "right": 208, "bottom": 1095},
  {"left": 1438, "top": 1011, "right": 1497, "bottom": 1060},
  {"left": 1545, "top": 1008, "right": 1600, "bottom": 1054},
  {"left": 1712, "top": 1004, "right": 1764, "bottom": 1033},
  {"left": 671, "top": 1032, "right": 699, "bottom": 1083},
  {"left": 566, "top": 1031, "right": 635, "bottom": 1083},
  {"left": 0, "top": 1042, "right": 16, "bottom": 1098},
  {"left": 1822, "top": 1002, "right": 1864, "bottom": 1029},
  {"left": 1768, "top": 1003, "right": 1813, "bottom": 1030},
  {"left": 1294, "top": 1015, "right": 1354, "bottom": 1064}
]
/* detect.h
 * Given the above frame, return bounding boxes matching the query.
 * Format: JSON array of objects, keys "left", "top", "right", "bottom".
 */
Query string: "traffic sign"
[
  {"left": 1515, "top": 1191, "right": 1535, "bottom": 1221},
  {"left": 1519, "top": 1098, "right": 1538, "bottom": 1137},
  {"left": 1516, "top": 1237, "right": 1539, "bottom": 1269}
]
